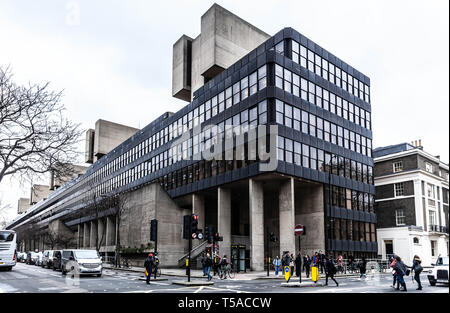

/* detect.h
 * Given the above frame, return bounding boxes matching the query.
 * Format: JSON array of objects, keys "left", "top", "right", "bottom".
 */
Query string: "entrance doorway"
[
  {"left": 231, "top": 245, "right": 247, "bottom": 273},
  {"left": 384, "top": 240, "right": 393, "bottom": 259}
]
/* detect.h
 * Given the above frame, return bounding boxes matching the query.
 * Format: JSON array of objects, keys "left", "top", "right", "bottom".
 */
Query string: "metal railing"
[{"left": 429, "top": 225, "right": 449, "bottom": 233}]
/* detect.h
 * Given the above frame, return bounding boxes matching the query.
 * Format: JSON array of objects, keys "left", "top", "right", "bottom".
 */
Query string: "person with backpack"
[
  {"left": 393, "top": 255, "right": 408, "bottom": 291},
  {"left": 201, "top": 253, "right": 207, "bottom": 276},
  {"left": 411, "top": 255, "right": 423, "bottom": 290},
  {"left": 295, "top": 253, "right": 302, "bottom": 277},
  {"left": 324, "top": 256, "right": 339, "bottom": 286}
]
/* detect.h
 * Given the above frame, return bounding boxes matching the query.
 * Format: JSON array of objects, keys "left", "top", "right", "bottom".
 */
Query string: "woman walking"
[
  {"left": 411, "top": 255, "right": 423, "bottom": 290},
  {"left": 304, "top": 255, "right": 311, "bottom": 278},
  {"left": 393, "top": 255, "right": 408, "bottom": 291},
  {"left": 359, "top": 257, "right": 367, "bottom": 278}
]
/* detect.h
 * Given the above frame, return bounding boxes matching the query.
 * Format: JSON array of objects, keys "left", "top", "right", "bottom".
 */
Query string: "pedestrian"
[
  {"left": 302, "top": 254, "right": 307, "bottom": 272},
  {"left": 324, "top": 256, "right": 339, "bottom": 287},
  {"left": 359, "top": 257, "right": 367, "bottom": 278},
  {"left": 319, "top": 250, "right": 325, "bottom": 274},
  {"left": 393, "top": 255, "right": 408, "bottom": 291},
  {"left": 390, "top": 256, "right": 398, "bottom": 289},
  {"left": 273, "top": 256, "right": 281, "bottom": 276},
  {"left": 213, "top": 255, "right": 221, "bottom": 276},
  {"left": 144, "top": 253, "right": 155, "bottom": 285},
  {"left": 337, "top": 254, "right": 343, "bottom": 274},
  {"left": 411, "top": 255, "right": 423, "bottom": 290},
  {"left": 205, "top": 253, "right": 213, "bottom": 281},
  {"left": 312, "top": 252, "right": 319, "bottom": 267},
  {"left": 295, "top": 253, "right": 302, "bottom": 277},
  {"left": 304, "top": 255, "right": 311, "bottom": 278},
  {"left": 201, "top": 253, "right": 206, "bottom": 276}
]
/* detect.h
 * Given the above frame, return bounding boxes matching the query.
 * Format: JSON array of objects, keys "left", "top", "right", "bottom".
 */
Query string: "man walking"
[
  {"left": 273, "top": 256, "right": 281, "bottom": 276},
  {"left": 324, "top": 256, "right": 339, "bottom": 287},
  {"left": 411, "top": 255, "right": 423, "bottom": 290},
  {"left": 205, "top": 253, "right": 213, "bottom": 281},
  {"left": 295, "top": 253, "right": 302, "bottom": 277},
  {"left": 144, "top": 253, "right": 155, "bottom": 285}
]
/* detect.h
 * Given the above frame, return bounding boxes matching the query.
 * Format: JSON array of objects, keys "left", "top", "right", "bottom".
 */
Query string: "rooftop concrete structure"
[
  {"left": 49, "top": 164, "right": 88, "bottom": 190},
  {"left": 85, "top": 119, "right": 139, "bottom": 163},
  {"left": 17, "top": 198, "right": 31, "bottom": 214},
  {"left": 172, "top": 3, "right": 270, "bottom": 102},
  {"left": 30, "top": 184, "right": 50, "bottom": 205}
]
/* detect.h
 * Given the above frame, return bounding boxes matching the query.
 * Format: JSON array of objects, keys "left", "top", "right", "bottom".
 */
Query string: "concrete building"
[
  {"left": 85, "top": 119, "right": 139, "bottom": 163},
  {"left": 7, "top": 4, "right": 376, "bottom": 269},
  {"left": 49, "top": 164, "right": 88, "bottom": 190},
  {"left": 17, "top": 198, "right": 31, "bottom": 214},
  {"left": 30, "top": 184, "right": 50, "bottom": 205},
  {"left": 374, "top": 141, "right": 449, "bottom": 266}
]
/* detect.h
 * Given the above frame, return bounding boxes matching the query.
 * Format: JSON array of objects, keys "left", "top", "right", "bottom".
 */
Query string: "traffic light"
[
  {"left": 191, "top": 214, "right": 199, "bottom": 236},
  {"left": 150, "top": 219, "right": 158, "bottom": 241},
  {"left": 183, "top": 215, "right": 191, "bottom": 239},
  {"left": 214, "top": 232, "right": 223, "bottom": 242},
  {"left": 269, "top": 232, "right": 277, "bottom": 242},
  {"left": 205, "top": 226, "right": 213, "bottom": 243}
]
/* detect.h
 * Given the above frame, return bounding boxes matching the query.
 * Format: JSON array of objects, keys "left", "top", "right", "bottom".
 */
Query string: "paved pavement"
[{"left": 0, "top": 262, "right": 448, "bottom": 293}]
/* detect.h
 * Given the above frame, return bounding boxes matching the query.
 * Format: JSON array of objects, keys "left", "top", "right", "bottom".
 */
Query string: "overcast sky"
[{"left": 0, "top": 0, "right": 448, "bottom": 222}]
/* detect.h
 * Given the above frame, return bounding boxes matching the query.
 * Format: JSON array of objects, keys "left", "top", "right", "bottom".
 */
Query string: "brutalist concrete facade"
[{"left": 9, "top": 4, "right": 377, "bottom": 270}]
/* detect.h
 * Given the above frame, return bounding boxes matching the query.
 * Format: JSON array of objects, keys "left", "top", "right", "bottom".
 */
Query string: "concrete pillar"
[
  {"left": 90, "top": 221, "right": 98, "bottom": 248},
  {"left": 218, "top": 187, "right": 231, "bottom": 258},
  {"left": 106, "top": 216, "right": 116, "bottom": 246},
  {"left": 83, "top": 222, "right": 90, "bottom": 248},
  {"left": 249, "top": 179, "right": 264, "bottom": 271},
  {"left": 77, "top": 224, "right": 83, "bottom": 248},
  {"left": 279, "top": 178, "right": 296, "bottom": 257},
  {"left": 98, "top": 218, "right": 105, "bottom": 248}
]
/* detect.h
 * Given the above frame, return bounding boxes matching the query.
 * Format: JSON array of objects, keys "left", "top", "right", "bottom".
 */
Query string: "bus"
[{"left": 0, "top": 230, "right": 17, "bottom": 271}]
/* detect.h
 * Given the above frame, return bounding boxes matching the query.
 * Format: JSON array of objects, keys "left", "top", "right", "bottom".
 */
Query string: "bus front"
[{"left": 0, "top": 230, "right": 17, "bottom": 271}]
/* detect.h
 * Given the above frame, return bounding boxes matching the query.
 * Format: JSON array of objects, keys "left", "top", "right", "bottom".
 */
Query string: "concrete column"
[
  {"left": 249, "top": 179, "right": 264, "bottom": 271},
  {"left": 218, "top": 187, "right": 231, "bottom": 257},
  {"left": 90, "top": 221, "right": 98, "bottom": 248},
  {"left": 77, "top": 224, "right": 83, "bottom": 248},
  {"left": 98, "top": 218, "right": 105, "bottom": 248},
  {"left": 106, "top": 216, "right": 116, "bottom": 246},
  {"left": 83, "top": 222, "right": 90, "bottom": 248},
  {"left": 279, "top": 178, "right": 296, "bottom": 257}
]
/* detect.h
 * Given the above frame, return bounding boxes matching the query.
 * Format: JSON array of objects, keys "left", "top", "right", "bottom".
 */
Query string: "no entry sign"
[{"left": 294, "top": 224, "right": 304, "bottom": 236}]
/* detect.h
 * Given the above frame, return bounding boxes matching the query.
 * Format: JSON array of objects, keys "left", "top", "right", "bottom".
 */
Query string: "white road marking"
[{"left": 194, "top": 286, "right": 204, "bottom": 293}]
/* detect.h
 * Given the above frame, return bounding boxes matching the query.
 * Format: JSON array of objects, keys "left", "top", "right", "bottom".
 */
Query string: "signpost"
[
  {"left": 284, "top": 266, "right": 291, "bottom": 282},
  {"left": 294, "top": 224, "right": 305, "bottom": 283}
]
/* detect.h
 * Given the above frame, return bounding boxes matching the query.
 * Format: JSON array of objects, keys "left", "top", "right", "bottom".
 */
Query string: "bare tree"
[
  {"left": 43, "top": 229, "right": 59, "bottom": 250},
  {"left": 0, "top": 199, "right": 11, "bottom": 229},
  {"left": 0, "top": 66, "right": 83, "bottom": 185}
]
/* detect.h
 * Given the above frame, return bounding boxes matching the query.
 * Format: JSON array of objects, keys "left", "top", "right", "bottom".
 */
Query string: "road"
[{"left": 0, "top": 262, "right": 448, "bottom": 293}]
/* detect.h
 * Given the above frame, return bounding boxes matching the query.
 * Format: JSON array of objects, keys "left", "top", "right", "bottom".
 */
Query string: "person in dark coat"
[
  {"left": 359, "top": 257, "right": 367, "bottom": 278},
  {"left": 319, "top": 250, "right": 326, "bottom": 274},
  {"left": 324, "top": 256, "right": 339, "bottom": 286},
  {"left": 304, "top": 255, "right": 311, "bottom": 278},
  {"left": 295, "top": 253, "right": 302, "bottom": 277},
  {"left": 393, "top": 255, "right": 407, "bottom": 291},
  {"left": 144, "top": 253, "right": 155, "bottom": 285},
  {"left": 411, "top": 255, "right": 423, "bottom": 290}
]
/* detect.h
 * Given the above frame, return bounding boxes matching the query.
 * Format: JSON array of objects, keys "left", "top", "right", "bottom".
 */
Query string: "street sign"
[
  {"left": 197, "top": 232, "right": 203, "bottom": 240},
  {"left": 294, "top": 224, "right": 304, "bottom": 236},
  {"left": 284, "top": 266, "right": 291, "bottom": 282},
  {"left": 192, "top": 233, "right": 197, "bottom": 239}
]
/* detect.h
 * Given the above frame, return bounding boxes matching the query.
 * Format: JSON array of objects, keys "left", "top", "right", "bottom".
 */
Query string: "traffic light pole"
[
  {"left": 266, "top": 227, "right": 269, "bottom": 277},
  {"left": 298, "top": 235, "right": 302, "bottom": 284},
  {"left": 188, "top": 234, "right": 191, "bottom": 282}
]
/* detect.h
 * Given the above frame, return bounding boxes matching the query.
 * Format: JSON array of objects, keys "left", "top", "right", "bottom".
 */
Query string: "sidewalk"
[{"left": 102, "top": 264, "right": 391, "bottom": 281}]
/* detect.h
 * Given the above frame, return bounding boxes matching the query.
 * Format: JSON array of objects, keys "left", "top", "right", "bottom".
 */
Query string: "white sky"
[{"left": 0, "top": 0, "right": 448, "bottom": 222}]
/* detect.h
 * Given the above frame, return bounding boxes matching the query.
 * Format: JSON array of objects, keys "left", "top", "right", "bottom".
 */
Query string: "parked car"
[
  {"left": 428, "top": 256, "right": 449, "bottom": 286},
  {"left": 35, "top": 252, "right": 43, "bottom": 266},
  {"left": 42, "top": 250, "right": 55, "bottom": 269},
  {"left": 52, "top": 250, "right": 62, "bottom": 271},
  {"left": 26, "top": 252, "right": 39, "bottom": 265},
  {"left": 16, "top": 252, "right": 25, "bottom": 263},
  {"left": 61, "top": 249, "right": 102, "bottom": 277}
]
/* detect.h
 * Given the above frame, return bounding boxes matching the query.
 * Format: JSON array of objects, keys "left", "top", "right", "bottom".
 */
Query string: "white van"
[
  {"left": 61, "top": 249, "right": 103, "bottom": 277},
  {"left": 0, "top": 230, "right": 17, "bottom": 271}
]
